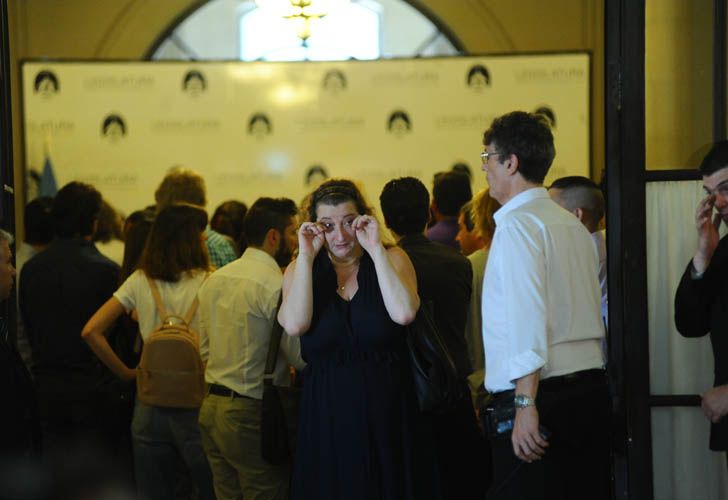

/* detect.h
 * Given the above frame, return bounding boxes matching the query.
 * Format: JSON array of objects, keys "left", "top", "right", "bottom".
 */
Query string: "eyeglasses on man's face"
[{"left": 480, "top": 151, "right": 505, "bottom": 164}]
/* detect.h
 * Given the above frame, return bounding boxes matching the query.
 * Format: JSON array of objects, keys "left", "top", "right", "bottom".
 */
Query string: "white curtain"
[{"left": 646, "top": 180, "right": 728, "bottom": 499}]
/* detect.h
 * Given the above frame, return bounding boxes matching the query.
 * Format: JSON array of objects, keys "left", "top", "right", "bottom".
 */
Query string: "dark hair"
[
  {"left": 34, "top": 71, "right": 59, "bottom": 92},
  {"left": 155, "top": 168, "right": 207, "bottom": 208},
  {"left": 24, "top": 196, "right": 54, "bottom": 245},
  {"left": 323, "top": 69, "right": 346, "bottom": 89},
  {"left": 211, "top": 200, "right": 248, "bottom": 254},
  {"left": 451, "top": 162, "right": 472, "bottom": 180},
  {"left": 549, "top": 175, "right": 605, "bottom": 224},
  {"left": 248, "top": 113, "right": 272, "bottom": 134},
  {"left": 102, "top": 114, "right": 126, "bottom": 136},
  {"left": 467, "top": 65, "right": 491, "bottom": 86},
  {"left": 93, "top": 200, "right": 124, "bottom": 243},
  {"left": 308, "top": 179, "right": 372, "bottom": 222},
  {"left": 52, "top": 182, "right": 102, "bottom": 238},
  {"left": 433, "top": 171, "right": 472, "bottom": 217},
  {"left": 139, "top": 204, "right": 210, "bottom": 282},
  {"left": 549, "top": 175, "right": 600, "bottom": 191},
  {"left": 183, "top": 70, "right": 206, "bottom": 90},
  {"left": 120, "top": 208, "right": 155, "bottom": 283},
  {"left": 534, "top": 106, "right": 557, "bottom": 128},
  {"left": 380, "top": 177, "right": 430, "bottom": 236},
  {"left": 243, "top": 198, "right": 297, "bottom": 247},
  {"left": 699, "top": 140, "right": 728, "bottom": 176},
  {"left": 483, "top": 111, "right": 555, "bottom": 184},
  {"left": 387, "top": 110, "right": 411, "bottom": 131},
  {"left": 305, "top": 165, "right": 329, "bottom": 186}
]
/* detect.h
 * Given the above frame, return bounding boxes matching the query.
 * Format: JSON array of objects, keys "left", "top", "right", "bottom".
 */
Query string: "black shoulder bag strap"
[{"left": 263, "top": 293, "right": 285, "bottom": 384}]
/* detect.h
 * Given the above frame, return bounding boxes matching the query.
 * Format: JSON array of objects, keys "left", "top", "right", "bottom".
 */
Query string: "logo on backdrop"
[
  {"left": 247, "top": 113, "right": 272, "bottom": 137},
  {"left": 386, "top": 110, "right": 412, "bottom": 136},
  {"left": 534, "top": 106, "right": 556, "bottom": 129},
  {"left": 34, "top": 70, "right": 59, "bottom": 97},
  {"left": 101, "top": 114, "right": 127, "bottom": 141},
  {"left": 371, "top": 70, "right": 439, "bottom": 87},
  {"left": 322, "top": 69, "right": 347, "bottom": 93},
  {"left": 305, "top": 165, "right": 329, "bottom": 188},
  {"left": 514, "top": 66, "right": 586, "bottom": 83},
  {"left": 182, "top": 70, "right": 207, "bottom": 96},
  {"left": 83, "top": 75, "right": 154, "bottom": 90},
  {"left": 434, "top": 112, "right": 493, "bottom": 131},
  {"left": 466, "top": 64, "right": 491, "bottom": 90}
]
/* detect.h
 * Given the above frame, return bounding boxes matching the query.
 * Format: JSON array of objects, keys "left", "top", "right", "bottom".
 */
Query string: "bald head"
[{"left": 549, "top": 176, "right": 604, "bottom": 232}]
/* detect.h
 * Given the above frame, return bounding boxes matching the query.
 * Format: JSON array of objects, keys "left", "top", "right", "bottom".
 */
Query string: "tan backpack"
[{"left": 136, "top": 275, "right": 206, "bottom": 409}]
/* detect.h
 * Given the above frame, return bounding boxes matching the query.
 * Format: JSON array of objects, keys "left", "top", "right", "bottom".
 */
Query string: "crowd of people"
[{"left": 0, "top": 110, "right": 623, "bottom": 499}]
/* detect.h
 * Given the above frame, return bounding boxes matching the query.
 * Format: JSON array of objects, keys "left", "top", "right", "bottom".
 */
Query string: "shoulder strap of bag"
[
  {"left": 181, "top": 271, "right": 210, "bottom": 325},
  {"left": 263, "top": 292, "right": 285, "bottom": 379},
  {"left": 145, "top": 274, "right": 169, "bottom": 320}
]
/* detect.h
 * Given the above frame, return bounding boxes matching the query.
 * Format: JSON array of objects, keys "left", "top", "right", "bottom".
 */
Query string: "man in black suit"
[
  {"left": 20, "top": 182, "right": 122, "bottom": 455},
  {"left": 675, "top": 140, "right": 728, "bottom": 457},
  {"left": 380, "top": 177, "right": 488, "bottom": 499}
]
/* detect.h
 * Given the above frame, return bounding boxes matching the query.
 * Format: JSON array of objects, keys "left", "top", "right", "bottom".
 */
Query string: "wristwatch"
[{"left": 514, "top": 394, "right": 536, "bottom": 409}]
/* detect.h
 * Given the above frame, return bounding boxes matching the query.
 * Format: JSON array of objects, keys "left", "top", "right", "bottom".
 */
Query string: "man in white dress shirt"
[
  {"left": 197, "top": 197, "right": 304, "bottom": 500},
  {"left": 480, "top": 111, "right": 610, "bottom": 499}
]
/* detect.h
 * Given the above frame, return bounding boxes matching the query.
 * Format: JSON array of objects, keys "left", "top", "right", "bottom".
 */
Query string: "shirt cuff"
[{"left": 507, "top": 350, "right": 546, "bottom": 384}]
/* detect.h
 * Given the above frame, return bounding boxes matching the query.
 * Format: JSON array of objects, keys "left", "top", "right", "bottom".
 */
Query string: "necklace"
[
  {"left": 336, "top": 264, "right": 359, "bottom": 293},
  {"left": 337, "top": 275, "right": 353, "bottom": 292}
]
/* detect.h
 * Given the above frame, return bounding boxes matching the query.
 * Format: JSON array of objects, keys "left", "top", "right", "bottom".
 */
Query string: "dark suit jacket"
[
  {"left": 675, "top": 235, "right": 728, "bottom": 450},
  {"left": 399, "top": 233, "right": 473, "bottom": 380},
  {"left": 20, "top": 238, "right": 119, "bottom": 396}
]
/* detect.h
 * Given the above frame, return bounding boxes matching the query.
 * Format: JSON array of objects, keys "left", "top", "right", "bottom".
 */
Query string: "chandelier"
[{"left": 255, "top": 0, "right": 350, "bottom": 43}]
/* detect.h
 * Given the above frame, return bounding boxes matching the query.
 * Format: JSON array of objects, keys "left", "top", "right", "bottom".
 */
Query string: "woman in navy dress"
[{"left": 279, "top": 179, "right": 440, "bottom": 500}]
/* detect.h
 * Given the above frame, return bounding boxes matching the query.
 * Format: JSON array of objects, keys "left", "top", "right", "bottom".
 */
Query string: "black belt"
[
  {"left": 488, "top": 368, "right": 606, "bottom": 405},
  {"left": 540, "top": 368, "right": 605, "bottom": 390},
  {"left": 208, "top": 383, "right": 252, "bottom": 400}
]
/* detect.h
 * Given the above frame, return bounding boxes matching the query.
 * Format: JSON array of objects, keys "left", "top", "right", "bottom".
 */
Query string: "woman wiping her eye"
[{"left": 278, "top": 178, "right": 441, "bottom": 500}]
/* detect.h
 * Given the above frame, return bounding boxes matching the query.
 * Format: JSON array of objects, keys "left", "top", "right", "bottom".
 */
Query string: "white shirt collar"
[
  {"left": 241, "top": 246, "right": 281, "bottom": 274},
  {"left": 493, "top": 187, "right": 549, "bottom": 224}
]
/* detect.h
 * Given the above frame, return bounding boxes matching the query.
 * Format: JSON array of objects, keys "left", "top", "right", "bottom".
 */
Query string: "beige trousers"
[{"left": 198, "top": 392, "right": 291, "bottom": 500}]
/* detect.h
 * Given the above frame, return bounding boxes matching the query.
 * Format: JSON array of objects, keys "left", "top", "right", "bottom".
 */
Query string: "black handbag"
[
  {"left": 406, "top": 300, "right": 462, "bottom": 414},
  {"left": 260, "top": 296, "right": 301, "bottom": 465}
]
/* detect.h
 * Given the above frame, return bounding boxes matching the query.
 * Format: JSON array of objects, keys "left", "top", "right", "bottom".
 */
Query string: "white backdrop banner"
[{"left": 22, "top": 54, "right": 590, "bottom": 216}]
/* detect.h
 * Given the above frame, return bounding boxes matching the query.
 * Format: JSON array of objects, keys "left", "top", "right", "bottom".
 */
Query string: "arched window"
[{"left": 151, "top": 0, "right": 461, "bottom": 61}]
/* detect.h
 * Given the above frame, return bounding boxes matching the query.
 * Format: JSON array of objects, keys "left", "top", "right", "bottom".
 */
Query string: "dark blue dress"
[{"left": 291, "top": 252, "right": 439, "bottom": 500}]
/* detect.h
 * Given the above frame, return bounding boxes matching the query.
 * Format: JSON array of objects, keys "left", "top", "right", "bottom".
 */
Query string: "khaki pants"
[{"left": 198, "top": 392, "right": 290, "bottom": 500}]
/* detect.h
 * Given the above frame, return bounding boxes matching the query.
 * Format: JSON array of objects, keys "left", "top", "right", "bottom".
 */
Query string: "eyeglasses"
[{"left": 480, "top": 151, "right": 504, "bottom": 163}]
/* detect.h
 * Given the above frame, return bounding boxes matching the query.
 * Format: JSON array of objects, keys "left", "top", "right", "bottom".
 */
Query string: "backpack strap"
[
  {"left": 145, "top": 274, "right": 169, "bottom": 320},
  {"left": 181, "top": 271, "right": 211, "bottom": 325}
]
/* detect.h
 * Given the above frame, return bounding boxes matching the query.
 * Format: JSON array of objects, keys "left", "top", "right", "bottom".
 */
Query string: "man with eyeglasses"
[
  {"left": 675, "top": 140, "right": 728, "bottom": 460},
  {"left": 479, "top": 111, "right": 610, "bottom": 499}
]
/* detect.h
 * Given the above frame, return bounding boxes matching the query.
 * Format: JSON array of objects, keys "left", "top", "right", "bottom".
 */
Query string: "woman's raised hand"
[
  {"left": 298, "top": 222, "right": 326, "bottom": 259},
  {"left": 353, "top": 215, "right": 382, "bottom": 254}
]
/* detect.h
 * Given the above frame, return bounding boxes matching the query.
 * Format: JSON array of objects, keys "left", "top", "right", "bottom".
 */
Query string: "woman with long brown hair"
[{"left": 82, "top": 203, "right": 214, "bottom": 500}]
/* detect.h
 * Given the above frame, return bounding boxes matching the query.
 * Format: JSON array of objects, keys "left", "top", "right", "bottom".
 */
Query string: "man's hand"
[
  {"left": 693, "top": 194, "right": 721, "bottom": 273},
  {"left": 512, "top": 406, "right": 549, "bottom": 462},
  {"left": 702, "top": 385, "right": 728, "bottom": 423}
]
